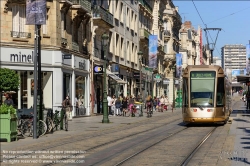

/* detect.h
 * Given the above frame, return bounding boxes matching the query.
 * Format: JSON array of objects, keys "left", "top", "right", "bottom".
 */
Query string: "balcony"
[
  {"left": 139, "top": 28, "right": 151, "bottom": 41},
  {"left": 72, "top": 0, "right": 91, "bottom": 13},
  {"left": 164, "top": 30, "right": 171, "bottom": 41},
  {"left": 61, "top": 38, "right": 67, "bottom": 45},
  {"left": 92, "top": 5, "right": 114, "bottom": 29},
  {"left": 72, "top": 42, "right": 79, "bottom": 52},
  {"left": 138, "top": 0, "right": 153, "bottom": 14},
  {"left": 11, "top": 31, "right": 31, "bottom": 38}
]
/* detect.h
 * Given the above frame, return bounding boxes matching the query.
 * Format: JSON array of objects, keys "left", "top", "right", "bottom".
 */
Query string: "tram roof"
[{"left": 236, "top": 75, "right": 250, "bottom": 83}]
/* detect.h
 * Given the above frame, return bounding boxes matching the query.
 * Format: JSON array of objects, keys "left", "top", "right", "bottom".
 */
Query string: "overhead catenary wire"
[{"left": 191, "top": 0, "right": 221, "bottom": 56}]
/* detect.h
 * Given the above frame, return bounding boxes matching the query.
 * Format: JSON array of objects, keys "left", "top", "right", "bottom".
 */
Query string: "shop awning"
[
  {"left": 106, "top": 70, "right": 126, "bottom": 84},
  {"left": 236, "top": 75, "right": 250, "bottom": 83}
]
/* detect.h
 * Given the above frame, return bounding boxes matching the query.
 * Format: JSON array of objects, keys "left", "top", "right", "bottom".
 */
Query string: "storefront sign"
[
  {"left": 154, "top": 74, "right": 162, "bottom": 81},
  {"left": 74, "top": 56, "right": 87, "bottom": 70},
  {"left": 94, "top": 65, "right": 103, "bottom": 74},
  {"left": 63, "top": 54, "right": 72, "bottom": 59},
  {"left": 111, "top": 64, "right": 119, "bottom": 74},
  {"left": 10, "top": 52, "right": 34, "bottom": 63},
  {"left": 163, "top": 79, "right": 170, "bottom": 84},
  {"left": 1, "top": 47, "right": 53, "bottom": 64}
]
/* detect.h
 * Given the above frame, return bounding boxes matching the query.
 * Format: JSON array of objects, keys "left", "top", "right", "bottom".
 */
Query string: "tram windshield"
[{"left": 190, "top": 71, "right": 215, "bottom": 107}]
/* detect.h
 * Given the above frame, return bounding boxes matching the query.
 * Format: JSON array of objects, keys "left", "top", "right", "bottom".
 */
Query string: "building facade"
[
  {"left": 1, "top": 0, "right": 91, "bottom": 117},
  {"left": 179, "top": 21, "right": 201, "bottom": 68},
  {"left": 161, "top": 0, "right": 182, "bottom": 104}
]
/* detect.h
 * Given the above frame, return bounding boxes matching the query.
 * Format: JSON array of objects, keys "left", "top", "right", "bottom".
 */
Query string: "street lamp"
[
  {"left": 101, "top": 32, "right": 109, "bottom": 123},
  {"left": 138, "top": 51, "right": 143, "bottom": 101}
]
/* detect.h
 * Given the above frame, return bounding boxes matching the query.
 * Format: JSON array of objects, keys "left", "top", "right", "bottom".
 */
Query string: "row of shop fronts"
[
  {"left": 1, "top": 46, "right": 171, "bottom": 116},
  {"left": 0, "top": 46, "right": 90, "bottom": 117}
]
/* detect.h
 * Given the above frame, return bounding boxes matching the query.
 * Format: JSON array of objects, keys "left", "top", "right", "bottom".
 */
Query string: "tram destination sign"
[{"left": 191, "top": 72, "right": 215, "bottom": 78}]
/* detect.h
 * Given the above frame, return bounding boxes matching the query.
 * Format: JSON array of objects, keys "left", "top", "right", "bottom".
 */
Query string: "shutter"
[
  {"left": 19, "top": 5, "right": 24, "bottom": 33},
  {"left": 61, "top": 11, "right": 64, "bottom": 37},
  {"left": 12, "top": 5, "right": 19, "bottom": 34}
]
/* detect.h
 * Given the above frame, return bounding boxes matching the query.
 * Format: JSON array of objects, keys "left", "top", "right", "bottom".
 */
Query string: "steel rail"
[
  {"left": 179, "top": 127, "right": 217, "bottom": 166},
  {"left": 45, "top": 117, "right": 183, "bottom": 166},
  {"left": 4, "top": 114, "right": 181, "bottom": 163},
  {"left": 113, "top": 127, "right": 188, "bottom": 166}
]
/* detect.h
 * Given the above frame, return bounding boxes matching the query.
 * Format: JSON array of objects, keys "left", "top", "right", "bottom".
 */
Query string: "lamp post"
[
  {"left": 102, "top": 33, "right": 109, "bottom": 123},
  {"left": 138, "top": 51, "right": 143, "bottom": 101}
]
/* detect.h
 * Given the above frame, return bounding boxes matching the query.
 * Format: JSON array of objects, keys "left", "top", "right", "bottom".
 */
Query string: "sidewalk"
[
  {"left": 229, "top": 98, "right": 250, "bottom": 165},
  {"left": 0, "top": 108, "right": 182, "bottom": 151}
]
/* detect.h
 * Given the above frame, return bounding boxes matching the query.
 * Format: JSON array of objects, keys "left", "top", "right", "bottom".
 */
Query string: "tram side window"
[
  {"left": 216, "top": 77, "right": 224, "bottom": 107},
  {"left": 183, "top": 78, "right": 188, "bottom": 106}
]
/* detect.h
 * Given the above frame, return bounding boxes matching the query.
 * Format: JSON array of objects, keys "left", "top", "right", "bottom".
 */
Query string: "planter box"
[{"left": 0, "top": 110, "right": 17, "bottom": 142}]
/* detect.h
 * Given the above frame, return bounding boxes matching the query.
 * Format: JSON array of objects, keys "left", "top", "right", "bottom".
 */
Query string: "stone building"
[{"left": 0, "top": 0, "right": 92, "bottom": 117}]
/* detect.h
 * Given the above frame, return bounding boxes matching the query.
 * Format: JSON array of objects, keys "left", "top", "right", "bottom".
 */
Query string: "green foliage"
[
  {"left": 0, "top": 68, "right": 20, "bottom": 91},
  {"left": 0, "top": 104, "right": 16, "bottom": 114}
]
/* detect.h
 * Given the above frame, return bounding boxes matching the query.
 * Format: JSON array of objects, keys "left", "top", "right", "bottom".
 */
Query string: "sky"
[{"left": 172, "top": 0, "right": 250, "bottom": 58}]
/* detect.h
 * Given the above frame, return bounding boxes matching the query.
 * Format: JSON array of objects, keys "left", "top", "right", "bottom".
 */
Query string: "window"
[
  {"left": 61, "top": 11, "right": 65, "bottom": 37},
  {"left": 190, "top": 71, "right": 215, "bottom": 107},
  {"left": 164, "top": 43, "right": 167, "bottom": 53},
  {"left": 12, "top": 5, "right": 26, "bottom": 34}
]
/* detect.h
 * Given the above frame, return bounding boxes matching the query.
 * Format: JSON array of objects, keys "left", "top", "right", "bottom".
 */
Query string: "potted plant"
[{"left": 0, "top": 104, "right": 18, "bottom": 142}]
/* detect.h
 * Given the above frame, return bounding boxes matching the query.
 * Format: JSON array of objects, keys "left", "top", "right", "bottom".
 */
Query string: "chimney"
[{"left": 184, "top": 21, "right": 192, "bottom": 28}]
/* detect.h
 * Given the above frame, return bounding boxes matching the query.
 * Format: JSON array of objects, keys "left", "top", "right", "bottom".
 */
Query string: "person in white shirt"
[{"left": 107, "top": 94, "right": 112, "bottom": 115}]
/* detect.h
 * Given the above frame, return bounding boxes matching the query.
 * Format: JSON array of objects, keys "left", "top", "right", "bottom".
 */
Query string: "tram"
[{"left": 182, "top": 65, "right": 232, "bottom": 124}]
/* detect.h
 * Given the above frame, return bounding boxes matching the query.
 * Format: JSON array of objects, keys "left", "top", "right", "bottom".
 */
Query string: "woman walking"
[{"left": 122, "top": 97, "right": 128, "bottom": 117}]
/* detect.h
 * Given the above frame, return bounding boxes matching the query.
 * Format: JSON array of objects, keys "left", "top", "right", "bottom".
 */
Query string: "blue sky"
[{"left": 172, "top": 0, "right": 250, "bottom": 57}]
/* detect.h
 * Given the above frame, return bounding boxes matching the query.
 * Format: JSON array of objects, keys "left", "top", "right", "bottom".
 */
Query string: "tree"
[{"left": 0, "top": 68, "right": 20, "bottom": 92}]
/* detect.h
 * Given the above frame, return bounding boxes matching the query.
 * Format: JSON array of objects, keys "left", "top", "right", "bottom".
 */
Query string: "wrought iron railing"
[
  {"left": 72, "top": 0, "right": 91, "bottom": 13},
  {"left": 92, "top": 5, "right": 114, "bottom": 26},
  {"left": 138, "top": 0, "right": 153, "bottom": 14},
  {"left": 72, "top": 42, "right": 79, "bottom": 52},
  {"left": 61, "top": 38, "right": 67, "bottom": 45},
  {"left": 139, "top": 28, "right": 150, "bottom": 39},
  {"left": 10, "top": 31, "right": 31, "bottom": 38}
]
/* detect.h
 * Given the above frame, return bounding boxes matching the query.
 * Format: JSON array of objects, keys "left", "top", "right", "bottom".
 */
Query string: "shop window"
[
  {"left": 75, "top": 75, "right": 86, "bottom": 116},
  {"left": 11, "top": 71, "right": 53, "bottom": 109}
]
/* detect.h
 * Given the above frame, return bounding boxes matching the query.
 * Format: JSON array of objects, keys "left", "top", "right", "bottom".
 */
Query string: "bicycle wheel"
[
  {"left": 46, "top": 117, "right": 54, "bottom": 133},
  {"left": 38, "top": 120, "right": 47, "bottom": 137},
  {"left": 64, "top": 113, "right": 68, "bottom": 131},
  {"left": 21, "top": 120, "right": 32, "bottom": 137}
]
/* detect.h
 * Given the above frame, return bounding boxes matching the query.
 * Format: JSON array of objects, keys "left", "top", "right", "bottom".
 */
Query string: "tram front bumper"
[{"left": 184, "top": 117, "right": 225, "bottom": 123}]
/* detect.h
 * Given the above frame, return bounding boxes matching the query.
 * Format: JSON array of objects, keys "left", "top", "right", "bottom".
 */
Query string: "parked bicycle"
[
  {"left": 46, "top": 106, "right": 71, "bottom": 132},
  {"left": 20, "top": 113, "right": 47, "bottom": 137}
]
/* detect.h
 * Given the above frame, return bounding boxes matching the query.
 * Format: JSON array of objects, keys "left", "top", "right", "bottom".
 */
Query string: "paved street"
[{"left": 0, "top": 96, "right": 250, "bottom": 166}]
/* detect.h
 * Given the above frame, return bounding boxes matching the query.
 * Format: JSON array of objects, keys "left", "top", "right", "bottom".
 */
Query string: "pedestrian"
[
  {"left": 112, "top": 95, "right": 116, "bottom": 116},
  {"left": 4, "top": 93, "right": 14, "bottom": 106},
  {"left": 115, "top": 96, "right": 122, "bottom": 116},
  {"left": 145, "top": 95, "right": 153, "bottom": 114},
  {"left": 107, "top": 94, "right": 112, "bottom": 116},
  {"left": 160, "top": 96, "right": 164, "bottom": 112},
  {"left": 62, "top": 95, "right": 72, "bottom": 131},
  {"left": 164, "top": 95, "right": 169, "bottom": 111},
  {"left": 122, "top": 97, "right": 128, "bottom": 116},
  {"left": 153, "top": 96, "right": 157, "bottom": 112}
]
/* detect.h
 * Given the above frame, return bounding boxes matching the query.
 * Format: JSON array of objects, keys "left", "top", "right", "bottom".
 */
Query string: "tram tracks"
[
  {"left": 110, "top": 126, "right": 218, "bottom": 166},
  {"left": 2, "top": 113, "right": 182, "bottom": 164},
  {"left": 179, "top": 127, "right": 217, "bottom": 166}
]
